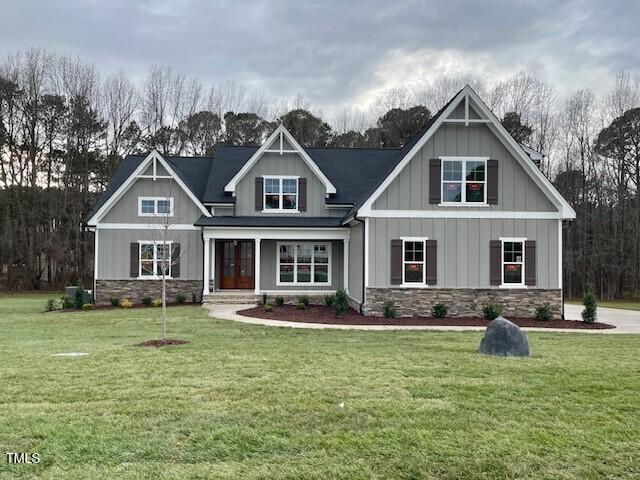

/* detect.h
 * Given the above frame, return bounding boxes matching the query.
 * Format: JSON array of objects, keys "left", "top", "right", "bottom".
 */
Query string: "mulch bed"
[
  {"left": 238, "top": 304, "right": 615, "bottom": 330},
  {"left": 135, "top": 339, "right": 190, "bottom": 348},
  {"left": 53, "top": 302, "right": 198, "bottom": 313}
]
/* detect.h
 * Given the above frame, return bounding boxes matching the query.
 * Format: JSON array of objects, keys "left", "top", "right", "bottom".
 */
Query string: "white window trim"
[
  {"left": 138, "top": 240, "right": 173, "bottom": 280},
  {"left": 401, "top": 237, "right": 428, "bottom": 288},
  {"left": 440, "top": 156, "right": 489, "bottom": 206},
  {"left": 276, "top": 241, "right": 332, "bottom": 286},
  {"left": 263, "top": 175, "right": 300, "bottom": 213},
  {"left": 138, "top": 197, "right": 174, "bottom": 217},
  {"left": 499, "top": 237, "right": 526, "bottom": 288}
]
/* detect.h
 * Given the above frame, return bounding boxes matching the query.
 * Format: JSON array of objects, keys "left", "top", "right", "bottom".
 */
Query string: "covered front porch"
[{"left": 201, "top": 227, "right": 351, "bottom": 298}]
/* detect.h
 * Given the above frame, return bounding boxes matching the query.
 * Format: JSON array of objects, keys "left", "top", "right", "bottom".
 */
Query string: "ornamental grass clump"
[
  {"left": 120, "top": 299, "right": 133, "bottom": 309},
  {"left": 152, "top": 299, "right": 163, "bottom": 308},
  {"left": 582, "top": 293, "right": 597, "bottom": 323}
]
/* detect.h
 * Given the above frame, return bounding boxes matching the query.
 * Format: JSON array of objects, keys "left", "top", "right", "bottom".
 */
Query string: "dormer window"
[{"left": 263, "top": 176, "right": 298, "bottom": 212}]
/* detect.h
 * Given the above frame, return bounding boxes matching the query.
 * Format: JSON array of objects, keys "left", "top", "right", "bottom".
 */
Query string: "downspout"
[{"left": 353, "top": 214, "right": 366, "bottom": 315}]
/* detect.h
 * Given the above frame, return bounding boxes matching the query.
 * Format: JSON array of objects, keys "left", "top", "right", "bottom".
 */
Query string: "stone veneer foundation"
[
  {"left": 95, "top": 280, "right": 202, "bottom": 305},
  {"left": 364, "top": 288, "right": 562, "bottom": 319}
]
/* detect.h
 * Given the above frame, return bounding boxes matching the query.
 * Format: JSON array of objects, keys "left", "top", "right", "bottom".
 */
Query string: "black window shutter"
[
  {"left": 490, "top": 240, "right": 502, "bottom": 286},
  {"left": 299, "top": 178, "right": 307, "bottom": 211},
  {"left": 130, "top": 242, "right": 139, "bottom": 278},
  {"left": 172, "top": 243, "right": 181, "bottom": 278},
  {"left": 390, "top": 239, "right": 403, "bottom": 285},
  {"left": 429, "top": 159, "right": 441, "bottom": 204},
  {"left": 255, "top": 177, "right": 264, "bottom": 211},
  {"left": 525, "top": 240, "right": 536, "bottom": 286},
  {"left": 487, "top": 159, "right": 499, "bottom": 204},
  {"left": 425, "top": 239, "right": 437, "bottom": 285}
]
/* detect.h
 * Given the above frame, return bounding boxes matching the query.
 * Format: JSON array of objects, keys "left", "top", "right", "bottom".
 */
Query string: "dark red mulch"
[
  {"left": 56, "top": 302, "right": 198, "bottom": 312},
  {"left": 135, "top": 339, "right": 190, "bottom": 348},
  {"left": 238, "top": 304, "right": 615, "bottom": 329}
]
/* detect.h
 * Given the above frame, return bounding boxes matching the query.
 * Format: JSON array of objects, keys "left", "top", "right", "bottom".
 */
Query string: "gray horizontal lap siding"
[
  {"left": 259, "top": 239, "right": 343, "bottom": 291},
  {"left": 97, "top": 228, "right": 203, "bottom": 280},
  {"left": 372, "top": 124, "right": 555, "bottom": 212},
  {"left": 368, "top": 217, "right": 559, "bottom": 289},
  {"left": 234, "top": 152, "right": 341, "bottom": 217}
]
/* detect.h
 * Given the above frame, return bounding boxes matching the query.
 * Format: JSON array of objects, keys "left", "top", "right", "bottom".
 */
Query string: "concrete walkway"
[
  {"left": 565, "top": 304, "right": 640, "bottom": 334},
  {"left": 204, "top": 303, "right": 640, "bottom": 334}
]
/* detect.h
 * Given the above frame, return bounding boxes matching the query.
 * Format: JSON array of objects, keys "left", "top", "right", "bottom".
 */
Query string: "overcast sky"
[{"left": 1, "top": 0, "right": 638, "bottom": 116}]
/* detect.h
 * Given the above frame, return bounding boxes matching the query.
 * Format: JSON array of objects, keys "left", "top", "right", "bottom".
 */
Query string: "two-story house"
[{"left": 86, "top": 85, "right": 576, "bottom": 318}]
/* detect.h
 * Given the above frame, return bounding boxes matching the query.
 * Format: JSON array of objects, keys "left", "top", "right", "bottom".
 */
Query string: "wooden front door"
[{"left": 218, "top": 240, "right": 254, "bottom": 289}]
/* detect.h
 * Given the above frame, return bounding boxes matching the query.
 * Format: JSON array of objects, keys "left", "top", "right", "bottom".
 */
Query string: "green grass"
[
  {"left": 567, "top": 298, "right": 640, "bottom": 311},
  {"left": 0, "top": 293, "right": 639, "bottom": 479}
]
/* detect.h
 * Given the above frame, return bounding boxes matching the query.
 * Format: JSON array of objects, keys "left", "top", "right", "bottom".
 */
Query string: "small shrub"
[
  {"left": 298, "top": 295, "right": 310, "bottom": 306},
  {"left": 191, "top": 292, "right": 197, "bottom": 303},
  {"left": 176, "top": 293, "right": 186, "bottom": 304},
  {"left": 120, "top": 299, "right": 133, "bottom": 309},
  {"left": 110, "top": 297, "right": 120, "bottom": 307},
  {"left": 262, "top": 294, "right": 268, "bottom": 305},
  {"left": 60, "top": 295, "right": 74, "bottom": 310},
  {"left": 383, "top": 301, "right": 397, "bottom": 319},
  {"left": 152, "top": 299, "right": 163, "bottom": 308},
  {"left": 296, "top": 301, "right": 306, "bottom": 310},
  {"left": 582, "top": 292, "right": 598, "bottom": 323},
  {"left": 82, "top": 303, "right": 94, "bottom": 310},
  {"left": 74, "top": 287, "right": 85, "bottom": 309},
  {"left": 333, "top": 288, "right": 349, "bottom": 317},
  {"left": 534, "top": 303, "right": 553, "bottom": 321},
  {"left": 44, "top": 298, "right": 60, "bottom": 312},
  {"left": 482, "top": 303, "right": 503, "bottom": 321},
  {"left": 264, "top": 303, "right": 273, "bottom": 312},
  {"left": 431, "top": 303, "right": 448, "bottom": 319},
  {"left": 275, "top": 296, "right": 284, "bottom": 306},
  {"left": 324, "top": 294, "right": 335, "bottom": 307},
  {"left": 142, "top": 296, "right": 152, "bottom": 307}
]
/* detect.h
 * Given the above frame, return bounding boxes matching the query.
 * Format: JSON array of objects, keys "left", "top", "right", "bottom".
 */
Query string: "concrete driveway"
[{"left": 565, "top": 304, "right": 640, "bottom": 333}]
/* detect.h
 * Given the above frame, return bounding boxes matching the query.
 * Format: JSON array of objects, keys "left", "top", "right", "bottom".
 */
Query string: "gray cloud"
[{"left": 0, "top": 0, "right": 637, "bottom": 113}]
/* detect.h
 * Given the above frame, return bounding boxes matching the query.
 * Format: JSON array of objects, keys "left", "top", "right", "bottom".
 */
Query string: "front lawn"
[{"left": 0, "top": 293, "right": 638, "bottom": 479}]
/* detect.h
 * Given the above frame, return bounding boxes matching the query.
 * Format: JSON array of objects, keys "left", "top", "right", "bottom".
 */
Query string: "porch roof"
[{"left": 195, "top": 215, "right": 346, "bottom": 228}]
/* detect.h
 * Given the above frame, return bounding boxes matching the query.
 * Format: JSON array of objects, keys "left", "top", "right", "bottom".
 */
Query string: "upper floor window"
[
  {"left": 138, "top": 197, "right": 174, "bottom": 217},
  {"left": 264, "top": 176, "right": 298, "bottom": 211},
  {"left": 441, "top": 157, "right": 486, "bottom": 204}
]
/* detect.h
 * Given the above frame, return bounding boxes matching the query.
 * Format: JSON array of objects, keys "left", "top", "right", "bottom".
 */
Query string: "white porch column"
[
  {"left": 254, "top": 238, "right": 261, "bottom": 295},
  {"left": 210, "top": 239, "right": 216, "bottom": 292},
  {"left": 203, "top": 237, "right": 210, "bottom": 295},
  {"left": 343, "top": 238, "right": 349, "bottom": 293}
]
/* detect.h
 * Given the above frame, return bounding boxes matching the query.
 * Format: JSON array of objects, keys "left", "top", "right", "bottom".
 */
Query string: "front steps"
[{"left": 203, "top": 291, "right": 260, "bottom": 305}]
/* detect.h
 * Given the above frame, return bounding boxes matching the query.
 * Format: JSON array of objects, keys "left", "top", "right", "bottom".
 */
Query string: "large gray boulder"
[{"left": 479, "top": 316, "right": 530, "bottom": 357}]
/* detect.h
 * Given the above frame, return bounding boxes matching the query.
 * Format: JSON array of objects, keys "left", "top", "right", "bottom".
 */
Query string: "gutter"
[{"left": 352, "top": 214, "right": 366, "bottom": 315}]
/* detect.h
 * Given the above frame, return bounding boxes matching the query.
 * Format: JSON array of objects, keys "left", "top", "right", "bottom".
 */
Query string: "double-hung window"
[
  {"left": 139, "top": 241, "right": 172, "bottom": 278},
  {"left": 138, "top": 197, "right": 174, "bottom": 217},
  {"left": 441, "top": 157, "right": 487, "bottom": 204},
  {"left": 402, "top": 238, "right": 426, "bottom": 284},
  {"left": 278, "top": 242, "right": 330, "bottom": 284},
  {"left": 502, "top": 239, "right": 525, "bottom": 286},
  {"left": 264, "top": 176, "right": 298, "bottom": 211}
]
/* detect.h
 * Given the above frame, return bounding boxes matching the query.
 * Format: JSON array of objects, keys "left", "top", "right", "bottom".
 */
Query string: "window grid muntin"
[
  {"left": 139, "top": 241, "right": 172, "bottom": 278},
  {"left": 441, "top": 158, "right": 487, "bottom": 204},
  {"left": 263, "top": 176, "right": 298, "bottom": 211}
]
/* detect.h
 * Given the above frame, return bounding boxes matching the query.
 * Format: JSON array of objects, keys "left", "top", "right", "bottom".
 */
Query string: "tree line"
[{"left": 1, "top": 48, "right": 639, "bottom": 300}]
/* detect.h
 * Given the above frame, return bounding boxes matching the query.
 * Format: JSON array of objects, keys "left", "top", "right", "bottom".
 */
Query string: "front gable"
[
  {"left": 358, "top": 86, "right": 576, "bottom": 220},
  {"left": 87, "top": 151, "right": 211, "bottom": 226},
  {"left": 224, "top": 125, "right": 339, "bottom": 217}
]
